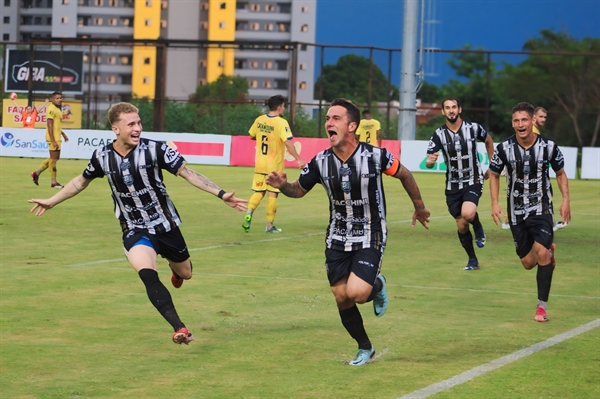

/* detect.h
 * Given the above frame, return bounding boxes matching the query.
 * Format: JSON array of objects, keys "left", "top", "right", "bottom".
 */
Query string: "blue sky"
[{"left": 315, "top": 0, "right": 600, "bottom": 86}]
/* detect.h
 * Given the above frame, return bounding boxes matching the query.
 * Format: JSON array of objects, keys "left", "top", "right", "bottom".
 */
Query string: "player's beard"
[{"left": 446, "top": 115, "right": 459, "bottom": 124}]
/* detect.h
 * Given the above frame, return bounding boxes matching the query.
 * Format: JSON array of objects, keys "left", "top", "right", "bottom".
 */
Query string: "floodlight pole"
[{"left": 398, "top": 0, "right": 420, "bottom": 141}]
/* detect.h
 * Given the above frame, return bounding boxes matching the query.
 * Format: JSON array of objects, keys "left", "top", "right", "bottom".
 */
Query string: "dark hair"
[
  {"left": 266, "top": 95, "right": 286, "bottom": 111},
  {"left": 441, "top": 98, "right": 461, "bottom": 109},
  {"left": 362, "top": 110, "right": 371, "bottom": 117},
  {"left": 50, "top": 91, "right": 62, "bottom": 97},
  {"left": 330, "top": 98, "right": 360, "bottom": 125},
  {"left": 533, "top": 106, "right": 547, "bottom": 114},
  {"left": 512, "top": 102, "right": 535, "bottom": 117}
]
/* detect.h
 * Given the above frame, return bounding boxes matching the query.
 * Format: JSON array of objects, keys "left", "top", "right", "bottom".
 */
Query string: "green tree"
[{"left": 314, "top": 54, "right": 399, "bottom": 105}]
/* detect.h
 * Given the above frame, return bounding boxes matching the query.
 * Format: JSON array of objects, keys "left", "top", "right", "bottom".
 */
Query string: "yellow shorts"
[
  {"left": 48, "top": 141, "right": 62, "bottom": 151},
  {"left": 251, "top": 173, "right": 280, "bottom": 193}
]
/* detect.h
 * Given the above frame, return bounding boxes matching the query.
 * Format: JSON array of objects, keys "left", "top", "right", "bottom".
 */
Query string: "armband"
[{"left": 217, "top": 189, "right": 226, "bottom": 199}]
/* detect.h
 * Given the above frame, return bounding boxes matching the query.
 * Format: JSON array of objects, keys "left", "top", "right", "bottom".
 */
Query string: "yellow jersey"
[
  {"left": 249, "top": 114, "right": 293, "bottom": 174},
  {"left": 356, "top": 118, "right": 381, "bottom": 145},
  {"left": 46, "top": 103, "right": 63, "bottom": 142},
  {"left": 533, "top": 125, "right": 540, "bottom": 135}
]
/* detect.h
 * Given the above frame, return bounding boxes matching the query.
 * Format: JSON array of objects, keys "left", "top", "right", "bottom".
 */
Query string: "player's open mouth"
[{"left": 327, "top": 130, "right": 337, "bottom": 138}]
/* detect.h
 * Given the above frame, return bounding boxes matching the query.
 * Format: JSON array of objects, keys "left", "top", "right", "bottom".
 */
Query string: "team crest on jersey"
[
  {"left": 341, "top": 181, "right": 351, "bottom": 193},
  {"left": 123, "top": 175, "right": 134, "bottom": 186},
  {"left": 340, "top": 167, "right": 352, "bottom": 176},
  {"left": 164, "top": 147, "right": 179, "bottom": 164},
  {"left": 427, "top": 140, "right": 436, "bottom": 151},
  {"left": 86, "top": 164, "right": 95, "bottom": 173},
  {"left": 120, "top": 161, "right": 131, "bottom": 171}
]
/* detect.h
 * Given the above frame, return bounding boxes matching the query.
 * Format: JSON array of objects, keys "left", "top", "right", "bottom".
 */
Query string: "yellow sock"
[
  {"left": 39, "top": 158, "right": 50, "bottom": 172},
  {"left": 266, "top": 197, "right": 277, "bottom": 224},
  {"left": 248, "top": 192, "right": 264, "bottom": 212},
  {"left": 49, "top": 159, "right": 57, "bottom": 181}
]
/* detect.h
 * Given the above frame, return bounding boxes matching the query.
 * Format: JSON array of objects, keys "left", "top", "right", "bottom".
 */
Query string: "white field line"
[
  {"left": 397, "top": 318, "right": 600, "bottom": 399},
  {"left": 62, "top": 215, "right": 600, "bottom": 300}
]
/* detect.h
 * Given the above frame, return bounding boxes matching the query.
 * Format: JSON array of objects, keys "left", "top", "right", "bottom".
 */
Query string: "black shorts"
[
  {"left": 510, "top": 214, "right": 554, "bottom": 259},
  {"left": 445, "top": 184, "right": 483, "bottom": 218},
  {"left": 122, "top": 227, "right": 190, "bottom": 263},
  {"left": 324, "top": 247, "right": 383, "bottom": 286}
]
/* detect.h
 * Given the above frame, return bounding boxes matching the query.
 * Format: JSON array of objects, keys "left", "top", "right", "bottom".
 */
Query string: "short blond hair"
[{"left": 107, "top": 102, "right": 139, "bottom": 125}]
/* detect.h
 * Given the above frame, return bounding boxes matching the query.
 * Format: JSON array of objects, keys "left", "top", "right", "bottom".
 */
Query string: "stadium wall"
[{"left": 0, "top": 128, "right": 588, "bottom": 179}]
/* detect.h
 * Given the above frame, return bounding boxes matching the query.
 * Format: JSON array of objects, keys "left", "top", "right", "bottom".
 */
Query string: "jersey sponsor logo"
[
  {"left": 339, "top": 167, "right": 352, "bottom": 176},
  {"left": 123, "top": 175, "right": 134, "bottom": 186},
  {"left": 332, "top": 227, "right": 365, "bottom": 236},
  {"left": 164, "top": 147, "right": 180, "bottom": 164},
  {"left": 120, "top": 161, "right": 131, "bottom": 171},
  {"left": 361, "top": 173, "right": 376, "bottom": 178},
  {"left": 341, "top": 181, "right": 351, "bottom": 193},
  {"left": 334, "top": 212, "right": 369, "bottom": 223},
  {"left": 117, "top": 187, "right": 151, "bottom": 198},
  {"left": 333, "top": 198, "right": 369, "bottom": 206},
  {"left": 358, "top": 259, "right": 375, "bottom": 268},
  {"left": 257, "top": 123, "right": 275, "bottom": 133}
]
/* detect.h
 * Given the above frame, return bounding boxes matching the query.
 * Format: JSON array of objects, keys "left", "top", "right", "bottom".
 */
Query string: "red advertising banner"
[{"left": 230, "top": 136, "right": 401, "bottom": 167}]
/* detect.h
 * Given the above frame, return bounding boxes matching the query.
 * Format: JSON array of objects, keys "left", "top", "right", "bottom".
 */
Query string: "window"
[
  {"left": 160, "top": 19, "right": 167, "bottom": 28},
  {"left": 161, "top": 0, "right": 166, "bottom": 8},
  {"left": 34, "top": 17, "right": 42, "bottom": 25},
  {"left": 299, "top": 82, "right": 306, "bottom": 90},
  {"left": 265, "top": 4, "right": 275, "bottom": 12},
  {"left": 198, "top": 59, "right": 207, "bottom": 67},
  {"left": 94, "top": 55, "right": 102, "bottom": 63},
  {"left": 94, "top": 0, "right": 103, "bottom": 5},
  {"left": 94, "top": 75, "right": 101, "bottom": 83},
  {"left": 249, "top": 3, "right": 259, "bottom": 11},
  {"left": 301, "top": 24, "right": 308, "bottom": 32},
  {"left": 250, "top": 61, "right": 259, "bottom": 68},
  {"left": 279, "top": 3, "right": 290, "bottom": 13},
  {"left": 4, "top": 0, "right": 10, "bottom": 6},
  {"left": 219, "top": 2, "right": 225, "bottom": 9},
  {"left": 106, "top": 94, "right": 115, "bottom": 102},
  {"left": 219, "top": 21, "right": 225, "bottom": 28},
  {"left": 83, "top": 54, "right": 89, "bottom": 62},
  {"left": 2, "top": 34, "right": 9, "bottom": 40},
  {"left": 107, "top": 56, "right": 116, "bottom": 64},
  {"left": 300, "top": 44, "right": 307, "bottom": 51},
  {"left": 299, "top": 63, "right": 307, "bottom": 70},
  {"left": 250, "top": 22, "right": 259, "bottom": 31},
  {"left": 263, "top": 80, "right": 272, "bottom": 88},
  {"left": 200, "top": 21, "right": 208, "bottom": 30},
  {"left": 120, "top": 74, "right": 132, "bottom": 84},
  {"left": 108, "top": 18, "right": 117, "bottom": 26},
  {"left": 121, "top": 17, "right": 131, "bottom": 26},
  {"left": 197, "top": 78, "right": 206, "bottom": 85},
  {"left": 265, "top": 23, "right": 273, "bottom": 31},
  {"left": 276, "top": 60, "right": 287, "bottom": 70},
  {"left": 275, "top": 79, "right": 287, "bottom": 89},
  {"left": 217, "top": 60, "right": 224, "bottom": 67},
  {"left": 301, "top": 5, "right": 309, "bottom": 12},
  {"left": 143, "top": 57, "right": 151, "bottom": 64},
  {"left": 94, "top": 17, "right": 103, "bottom": 25},
  {"left": 234, "top": 59, "right": 245, "bottom": 69},
  {"left": 145, "top": 0, "right": 151, "bottom": 5},
  {"left": 249, "top": 79, "right": 258, "bottom": 88},
  {"left": 201, "top": 1, "right": 208, "bottom": 10},
  {"left": 61, "top": 16, "right": 68, "bottom": 24},
  {"left": 62, "top": 0, "right": 69, "bottom": 4},
  {"left": 264, "top": 61, "right": 273, "bottom": 69},
  {"left": 109, "top": 0, "right": 118, "bottom": 6},
  {"left": 4, "top": 16, "right": 10, "bottom": 23},
  {"left": 106, "top": 75, "right": 116, "bottom": 83},
  {"left": 143, "top": 77, "right": 150, "bottom": 84},
  {"left": 278, "top": 23, "right": 288, "bottom": 32},
  {"left": 144, "top": 19, "right": 151, "bottom": 26},
  {"left": 120, "top": 55, "right": 131, "bottom": 65}
]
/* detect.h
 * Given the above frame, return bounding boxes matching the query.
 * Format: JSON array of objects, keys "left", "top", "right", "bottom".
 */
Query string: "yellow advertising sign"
[{"left": 2, "top": 98, "right": 82, "bottom": 129}]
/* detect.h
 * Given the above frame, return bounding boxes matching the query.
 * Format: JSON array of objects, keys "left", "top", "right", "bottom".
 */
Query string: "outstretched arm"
[
  {"left": 29, "top": 174, "right": 91, "bottom": 216},
  {"left": 483, "top": 134, "right": 495, "bottom": 180},
  {"left": 284, "top": 140, "right": 305, "bottom": 169},
  {"left": 394, "top": 165, "right": 430, "bottom": 229},
  {"left": 555, "top": 168, "right": 571, "bottom": 224},
  {"left": 179, "top": 166, "right": 247, "bottom": 211},
  {"left": 266, "top": 171, "right": 307, "bottom": 198}
]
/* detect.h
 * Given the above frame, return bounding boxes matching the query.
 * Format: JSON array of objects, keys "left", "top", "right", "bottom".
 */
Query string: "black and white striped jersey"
[
  {"left": 297, "top": 142, "right": 400, "bottom": 252},
  {"left": 488, "top": 135, "right": 565, "bottom": 224},
  {"left": 83, "top": 138, "right": 187, "bottom": 234},
  {"left": 427, "top": 120, "right": 488, "bottom": 191}
]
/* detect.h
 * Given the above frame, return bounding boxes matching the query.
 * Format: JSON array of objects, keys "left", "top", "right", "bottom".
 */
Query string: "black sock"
[
  {"left": 138, "top": 269, "right": 185, "bottom": 331},
  {"left": 470, "top": 212, "right": 482, "bottom": 230},
  {"left": 458, "top": 230, "right": 477, "bottom": 260},
  {"left": 339, "top": 305, "right": 371, "bottom": 350},
  {"left": 366, "top": 277, "right": 383, "bottom": 303},
  {"left": 536, "top": 263, "right": 554, "bottom": 302}
]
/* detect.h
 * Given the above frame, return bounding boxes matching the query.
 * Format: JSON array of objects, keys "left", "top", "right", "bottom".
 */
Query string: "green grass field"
[{"left": 1, "top": 157, "right": 598, "bottom": 399}]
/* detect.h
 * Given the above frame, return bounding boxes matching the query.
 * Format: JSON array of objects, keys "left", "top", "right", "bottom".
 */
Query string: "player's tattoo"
[
  {"left": 185, "top": 167, "right": 220, "bottom": 190},
  {"left": 279, "top": 181, "right": 304, "bottom": 198}
]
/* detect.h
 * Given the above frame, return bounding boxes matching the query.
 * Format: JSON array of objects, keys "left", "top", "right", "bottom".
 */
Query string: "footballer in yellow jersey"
[
  {"left": 532, "top": 107, "right": 547, "bottom": 135},
  {"left": 31, "top": 91, "right": 69, "bottom": 188},
  {"left": 243, "top": 95, "right": 304, "bottom": 234},
  {"left": 356, "top": 110, "right": 382, "bottom": 147}
]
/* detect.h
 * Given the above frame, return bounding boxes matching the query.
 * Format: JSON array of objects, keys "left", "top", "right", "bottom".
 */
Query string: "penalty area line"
[{"left": 397, "top": 318, "right": 600, "bottom": 399}]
